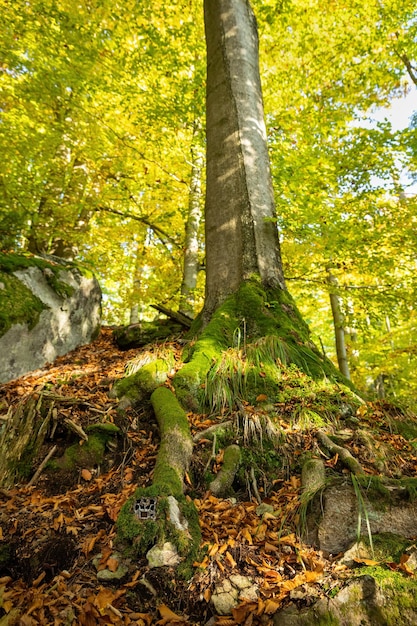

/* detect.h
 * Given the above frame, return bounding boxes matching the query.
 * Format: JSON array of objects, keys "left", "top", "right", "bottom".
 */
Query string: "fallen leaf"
[
  {"left": 264, "top": 598, "right": 281, "bottom": 614},
  {"left": 353, "top": 558, "right": 380, "bottom": 566},
  {"left": 225, "top": 551, "right": 237, "bottom": 568},
  {"left": 157, "top": 603, "right": 186, "bottom": 622},
  {"left": 81, "top": 469, "right": 92, "bottom": 481},
  {"left": 107, "top": 557, "right": 119, "bottom": 572}
]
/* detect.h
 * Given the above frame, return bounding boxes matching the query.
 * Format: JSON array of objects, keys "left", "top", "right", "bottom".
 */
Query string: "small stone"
[
  {"left": 211, "top": 589, "right": 239, "bottom": 615},
  {"left": 118, "top": 396, "right": 132, "bottom": 410},
  {"left": 97, "top": 563, "right": 129, "bottom": 581},
  {"left": 211, "top": 576, "right": 258, "bottom": 615},
  {"left": 168, "top": 495, "right": 189, "bottom": 531},
  {"left": 405, "top": 548, "right": 417, "bottom": 571},
  {"left": 239, "top": 584, "right": 258, "bottom": 602},
  {"left": 256, "top": 503, "right": 275, "bottom": 517},
  {"left": 146, "top": 541, "right": 181, "bottom": 568},
  {"left": 218, "top": 579, "right": 233, "bottom": 593},
  {"left": 93, "top": 552, "right": 129, "bottom": 581},
  {"left": 229, "top": 574, "right": 252, "bottom": 590},
  {"left": 339, "top": 541, "right": 371, "bottom": 567}
]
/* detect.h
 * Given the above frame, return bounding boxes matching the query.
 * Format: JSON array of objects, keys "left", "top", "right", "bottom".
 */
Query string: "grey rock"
[
  {"left": 0, "top": 262, "right": 101, "bottom": 382},
  {"left": 273, "top": 576, "right": 384, "bottom": 625},
  {"left": 256, "top": 503, "right": 275, "bottom": 517},
  {"left": 146, "top": 542, "right": 181, "bottom": 568},
  {"left": 93, "top": 552, "right": 129, "bottom": 581},
  {"left": 405, "top": 548, "right": 417, "bottom": 571},
  {"left": 167, "top": 495, "right": 189, "bottom": 532},
  {"left": 97, "top": 564, "right": 129, "bottom": 581},
  {"left": 211, "top": 586, "right": 239, "bottom": 616},
  {"left": 339, "top": 541, "right": 372, "bottom": 567},
  {"left": 308, "top": 482, "right": 417, "bottom": 554},
  {"left": 211, "top": 576, "right": 258, "bottom": 615}
]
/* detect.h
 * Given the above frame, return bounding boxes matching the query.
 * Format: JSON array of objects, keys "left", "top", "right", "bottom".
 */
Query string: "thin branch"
[
  {"left": 96, "top": 205, "right": 181, "bottom": 249},
  {"left": 393, "top": 46, "right": 417, "bottom": 88},
  {"left": 28, "top": 445, "right": 58, "bottom": 487}
]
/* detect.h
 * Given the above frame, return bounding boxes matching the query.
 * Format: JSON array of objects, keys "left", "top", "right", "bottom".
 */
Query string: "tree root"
[
  {"left": 193, "top": 420, "right": 234, "bottom": 443},
  {"left": 209, "top": 444, "right": 241, "bottom": 497},
  {"left": 301, "top": 457, "right": 326, "bottom": 496},
  {"left": 151, "top": 386, "right": 194, "bottom": 496},
  {"left": 317, "top": 430, "right": 364, "bottom": 475}
]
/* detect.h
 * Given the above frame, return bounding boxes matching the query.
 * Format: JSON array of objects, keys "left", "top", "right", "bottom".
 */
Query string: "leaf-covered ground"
[{"left": 1, "top": 328, "right": 417, "bottom": 625}]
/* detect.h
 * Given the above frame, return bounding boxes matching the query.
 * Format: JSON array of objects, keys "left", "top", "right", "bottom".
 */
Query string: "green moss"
[
  {"left": 314, "top": 614, "right": 340, "bottom": 626},
  {"left": 117, "top": 492, "right": 160, "bottom": 549},
  {"left": 361, "top": 533, "right": 409, "bottom": 562},
  {"left": 0, "top": 272, "right": 45, "bottom": 335},
  {"left": 86, "top": 422, "right": 120, "bottom": 436},
  {"left": 391, "top": 419, "right": 417, "bottom": 441},
  {"left": 112, "top": 358, "right": 172, "bottom": 405},
  {"left": 210, "top": 444, "right": 241, "bottom": 496},
  {"left": 49, "top": 422, "right": 119, "bottom": 471},
  {"left": 175, "top": 279, "right": 357, "bottom": 413},
  {"left": 151, "top": 386, "right": 193, "bottom": 498},
  {"left": 354, "top": 475, "right": 417, "bottom": 505},
  {"left": 0, "top": 251, "right": 92, "bottom": 278},
  {"left": 0, "top": 252, "right": 98, "bottom": 335},
  {"left": 237, "top": 440, "right": 282, "bottom": 487},
  {"left": 116, "top": 487, "right": 201, "bottom": 577},
  {"left": 399, "top": 477, "right": 417, "bottom": 500},
  {"left": 355, "top": 567, "right": 417, "bottom": 623},
  {"left": 174, "top": 300, "right": 237, "bottom": 408}
]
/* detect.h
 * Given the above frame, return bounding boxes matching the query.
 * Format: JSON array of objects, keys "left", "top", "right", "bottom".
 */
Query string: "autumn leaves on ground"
[{"left": 1, "top": 329, "right": 417, "bottom": 625}]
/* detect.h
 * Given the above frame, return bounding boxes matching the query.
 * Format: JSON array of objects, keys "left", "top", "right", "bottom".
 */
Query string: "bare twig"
[
  {"left": 28, "top": 445, "right": 58, "bottom": 487},
  {"left": 63, "top": 418, "right": 88, "bottom": 441}
]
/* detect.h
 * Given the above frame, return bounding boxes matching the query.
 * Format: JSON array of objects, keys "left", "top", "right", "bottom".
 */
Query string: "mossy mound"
[
  {"left": 175, "top": 279, "right": 355, "bottom": 412},
  {"left": 49, "top": 423, "right": 119, "bottom": 472},
  {"left": 113, "top": 320, "right": 185, "bottom": 350}
]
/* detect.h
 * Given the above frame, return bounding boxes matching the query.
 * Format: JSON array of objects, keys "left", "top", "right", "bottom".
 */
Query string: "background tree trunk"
[
  {"left": 203, "top": 0, "right": 285, "bottom": 320},
  {"left": 327, "top": 269, "right": 351, "bottom": 380},
  {"left": 179, "top": 136, "right": 203, "bottom": 317}
]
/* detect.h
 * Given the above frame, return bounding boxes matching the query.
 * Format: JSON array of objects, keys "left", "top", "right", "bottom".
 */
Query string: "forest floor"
[{"left": 1, "top": 328, "right": 417, "bottom": 625}]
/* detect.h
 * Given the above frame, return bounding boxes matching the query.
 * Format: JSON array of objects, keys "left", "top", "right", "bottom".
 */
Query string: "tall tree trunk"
[
  {"left": 203, "top": 0, "right": 285, "bottom": 320},
  {"left": 179, "top": 138, "right": 203, "bottom": 317},
  {"left": 327, "top": 269, "right": 351, "bottom": 380}
]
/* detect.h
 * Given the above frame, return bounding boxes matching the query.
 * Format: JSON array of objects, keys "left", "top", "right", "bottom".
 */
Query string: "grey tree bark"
[
  {"left": 179, "top": 136, "right": 203, "bottom": 317},
  {"left": 203, "top": 0, "right": 285, "bottom": 319},
  {"left": 327, "top": 269, "right": 351, "bottom": 380}
]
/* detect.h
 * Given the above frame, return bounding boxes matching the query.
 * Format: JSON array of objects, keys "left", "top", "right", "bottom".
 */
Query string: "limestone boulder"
[{"left": 0, "top": 253, "right": 101, "bottom": 383}]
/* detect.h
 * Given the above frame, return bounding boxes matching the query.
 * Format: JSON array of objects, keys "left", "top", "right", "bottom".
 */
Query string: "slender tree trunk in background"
[
  {"left": 203, "top": 0, "right": 285, "bottom": 320},
  {"left": 129, "top": 232, "right": 148, "bottom": 324},
  {"left": 327, "top": 269, "right": 351, "bottom": 380},
  {"left": 179, "top": 139, "right": 203, "bottom": 317}
]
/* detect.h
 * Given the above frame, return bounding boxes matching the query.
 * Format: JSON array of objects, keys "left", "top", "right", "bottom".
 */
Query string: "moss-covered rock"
[
  {"left": 274, "top": 570, "right": 417, "bottom": 625},
  {"left": 0, "top": 252, "right": 101, "bottom": 382}
]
